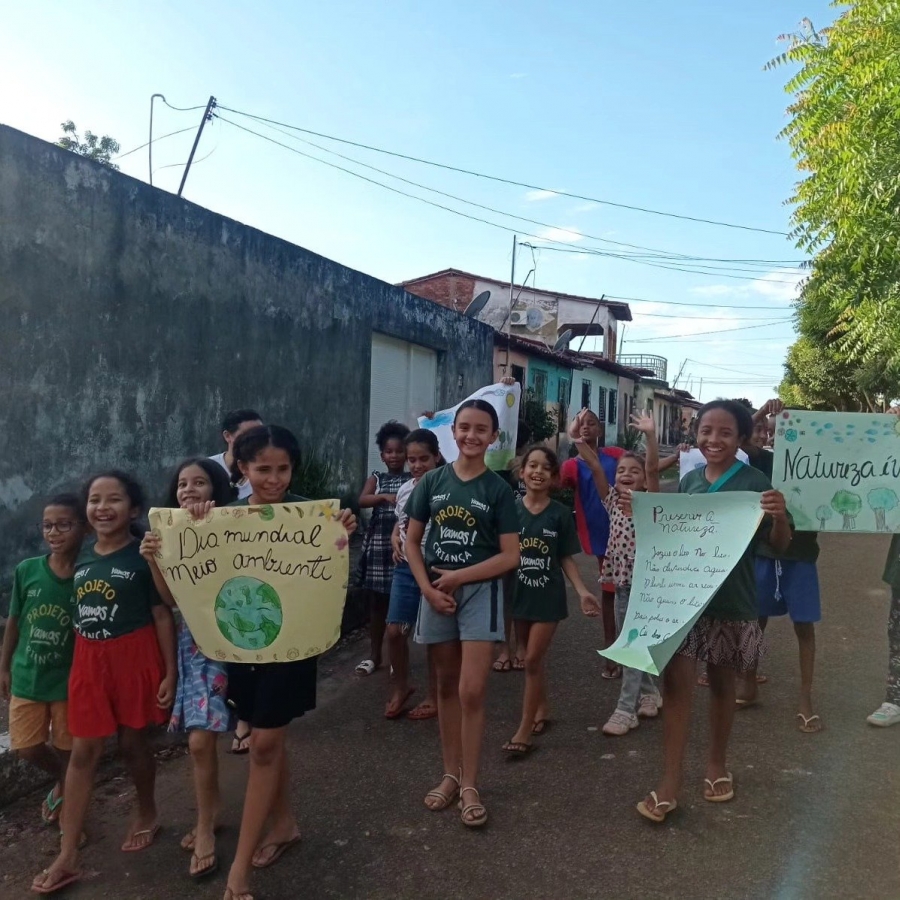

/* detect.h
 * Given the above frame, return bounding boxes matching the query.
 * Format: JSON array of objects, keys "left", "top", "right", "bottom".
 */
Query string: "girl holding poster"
[
  {"left": 140, "top": 458, "right": 237, "bottom": 880},
  {"left": 405, "top": 399, "right": 520, "bottom": 828},
  {"left": 637, "top": 400, "right": 791, "bottom": 824}
]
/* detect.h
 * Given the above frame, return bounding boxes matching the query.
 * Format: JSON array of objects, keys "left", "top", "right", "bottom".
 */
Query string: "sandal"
[
  {"left": 252, "top": 834, "right": 301, "bottom": 869},
  {"left": 355, "top": 659, "right": 377, "bottom": 676},
  {"left": 502, "top": 740, "right": 533, "bottom": 756},
  {"left": 231, "top": 729, "right": 252, "bottom": 755},
  {"left": 797, "top": 713, "right": 824, "bottom": 733},
  {"left": 384, "top": 687, "right": 415, "bottom": 720},
  {"left": 407, "top": 701, "right": 437, "bottom": 721},
  {"left": 424, "top": 771, "right": 460, "bottom": 812},
  {"left": 531, "top": 718, "right": 552, "bottom": 736},
  {"left": 190, "top": 852, "right": 219, "bottom": 881},
  {"left": 224, "top": 889, "right": 255, "bottom": 900},
  {"left": 636, "top": 791, "right": 678, "bottom": 823},
  {"left": 459, "top": 786, "right": 488, "bottom": 827},
  {"left": 511, "top": 657, "right": 525, "bottom": 671},
  {"left": 31, "top": 867, "right": 83, "bottom": 895},
  {"left": 601, "top": 665, "right": 622, "bottom": 680},
  {"left": 121, "top": 823, "right": 160, "bottom": 852},
  {"left": 492, "top": 658, "right": 512, "bottom": 672},
  {"left": 703, "top": 772, "right": 734, "bottom": 803},
  {"left": 41, "top": 786, "right": 63, "bottom": 825}
]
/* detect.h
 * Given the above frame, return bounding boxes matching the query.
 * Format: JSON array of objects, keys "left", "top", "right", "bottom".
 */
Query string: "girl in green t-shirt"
[{"left": 636, "top": 400, "right": 791, "bottom": 824}]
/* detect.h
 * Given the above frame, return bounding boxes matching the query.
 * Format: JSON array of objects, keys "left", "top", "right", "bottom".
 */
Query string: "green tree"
[
  {"left": 56, "top": 120, "right": 120, "bottom": 169},
  {"left": 520, "top": 389, "right": 557, "bottom": 443}
]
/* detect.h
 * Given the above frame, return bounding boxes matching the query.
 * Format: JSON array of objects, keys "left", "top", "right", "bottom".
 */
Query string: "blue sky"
[{"left": 1, "top": 0, "right": 838, "bottom": 406}]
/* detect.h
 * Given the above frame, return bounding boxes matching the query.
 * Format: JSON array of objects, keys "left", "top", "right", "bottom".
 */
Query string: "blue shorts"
[
  {"left": 386, "top": 562, "right": 421, "bottom": 630},
  {"left": 414, "top": 578, "right": 504, "bottom": 644},
  {"left": 755, "top": 557, "right": 821, "bottom": 623}
]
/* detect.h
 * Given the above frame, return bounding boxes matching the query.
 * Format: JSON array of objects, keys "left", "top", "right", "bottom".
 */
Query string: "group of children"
[{"left": 4, "top": 392, "right": 900, "bottom": 894}]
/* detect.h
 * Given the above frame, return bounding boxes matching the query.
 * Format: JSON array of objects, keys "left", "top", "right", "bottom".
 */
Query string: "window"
[
  {"left": 557, "top": 377, "right": 570, "bottom": 431},
  {"left": 511, "top": 364, "right": 525, "bottom": 386},
  {"left": 581, "top": 379, "right": 591, "bottom": 410},
  {"left": 597, "top": 386, "right": 607, "bottom": 420},
  {"left": 533, "top": 371, "right": 548, "bottom": 405},
  {"left": 608, "top": 389, "right": 618, "bottom": 426}
]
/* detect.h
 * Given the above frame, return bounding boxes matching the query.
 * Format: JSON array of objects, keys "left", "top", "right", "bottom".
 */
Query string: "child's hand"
[
  {"left": 186, "top": 501, "right": 215, "bottom": 521},
  {"left": 580, "top": 593, "right": 601, "bottom": 617},
  {"left": 630, "top": 412, "right": 655, "bottom": 434},
  {"left": 0, "top": 669, "right": 10, "bottom": 702},
  {"left": 574, "top": 439, "right": 601, "bottom": 469},
  {"left": 616, "top": 488, "right": 634, "bottom": 517},
  {"left": 391, "top": 531, "right": 404, "bottom": 564},
  {"left": 676, "top": 442, "right": 691, "bottom": 455},
  {"left": 338, "top": 509, "right": 358, "bottom": 535},
  {"left": 500, "top": 376, "right": 516, "bottom": 386},
  {"left": 759, "top": 398, "right": 785, "bottom": 417},
  {"left": 760, "top": 490, "right": 788, "bottom": 521},
  {"left": 889, "top": 406, "right": 900, "bottom": 418},
  {"left": 425, "top": 585, "right": 457, "bottom": 616},
  {"left": 568, "top": 408, "right": 588, "bottom": 439},
  {"left": 430, "top": 567, "right": 464, "bottom": 594},
  {"left": 157, "top": 674, "right": 176, "bottom": 709},
  {"left": 379, "top": 493, "right": 398, "bottom": 505},
  {"left": 139, "top": 531, "right": 162, "bottom": 562}
]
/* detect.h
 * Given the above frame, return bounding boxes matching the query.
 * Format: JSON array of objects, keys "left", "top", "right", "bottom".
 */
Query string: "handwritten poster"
[
  {"left": 598, "top": 492, "right": 764, "bottom": 675},
  {"left": 418, "top": 382, "right": 521, "bottom": 470},
  {"left": 147, "top": 501, "right": 349, "bottom": 663},
  {"left": 772, "top": 410, "right": 900, "bottom": 533},
  {"left": 679, "top": 447, "right": 749, "bottom": 482}
]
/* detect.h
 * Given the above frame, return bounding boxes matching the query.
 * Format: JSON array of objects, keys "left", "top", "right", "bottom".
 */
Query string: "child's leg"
[
  {"left": 187, "top": 729, "right": 220, "bottom": 871},
  {"left": 495, "top": 573, "right": 516, "bottom": 668},
  {"left": 736, "top": 617, "right": 768, "bottom": 705},
  {"left": 598, "top": 559, "right": 619, "bottom": 675},
  {"left": 458, "top": 640, "right": 494, "bottom": 795},
  {"left": 118, "top": 726, "right": 159, "bottom": 849},
  {"left": 888, "top": 589, "right": 900, "bottom": 706},
  {"left": 226, "top": 727, "right": 288, "bottom": 896},
  {"left": 425, "top": 641, "right": 463, "bottom": 808},
  {"left": 385, "top": 622, "right": 412, "bottom": 715},
  {"left": 705, "top": 663, "right": 737, "bottom": 796},
  {"left": 794, "top": 622, "right": 822, "bottom": 731},
  {"left": 509, "top": 622, "right": 557, "bottom": 745},
  {"left": 32, "top": 737, "right": 103, "bottom": 891},
  {"left": 251, "top": 746, "right": 300, "bottom": 867},
  {"left": 369, "top": 590, "right": 389, "bottom": 669},
  {"left": 611, "top": 587, "right": 641, "bottom": 716},
  {"left": 646, "top": 653, "right": 695, "bottom": 804}
]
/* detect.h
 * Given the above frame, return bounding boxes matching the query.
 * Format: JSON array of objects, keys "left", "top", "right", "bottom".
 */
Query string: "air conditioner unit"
[{"left": 509, "top": 311, "right": 527, "bottom": 326}]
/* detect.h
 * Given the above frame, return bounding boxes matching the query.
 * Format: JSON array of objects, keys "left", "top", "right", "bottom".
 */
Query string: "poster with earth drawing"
[
  {"left": 772, "top": 410, "right": 900, "bottom": 534},
  {"left": 147, "top": 500, "right": 350, "bottom": 663}
]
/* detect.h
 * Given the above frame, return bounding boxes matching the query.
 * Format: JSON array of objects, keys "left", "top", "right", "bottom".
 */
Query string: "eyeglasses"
[{"left": 40, "top": 521, "right": 79, "bottom": 534}]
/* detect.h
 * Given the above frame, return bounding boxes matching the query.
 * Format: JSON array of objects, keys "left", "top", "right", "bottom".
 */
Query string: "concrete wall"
[{"left": 0, "top": 125, "right": 494, "bottom": 596}]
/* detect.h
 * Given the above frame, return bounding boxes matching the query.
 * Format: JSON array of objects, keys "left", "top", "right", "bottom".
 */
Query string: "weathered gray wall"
[{"left": 0, "top": 125, "right": 493, "bottom": 595}]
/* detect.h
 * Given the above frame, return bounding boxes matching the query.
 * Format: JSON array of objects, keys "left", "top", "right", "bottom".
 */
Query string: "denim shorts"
[
  {"left": 755, "top": 558, "right": 821, "bottom": 623},
  {"left": 414, "top": 578, "right": 503, "bottom": 644},
  {"left": 387, "top": 562, "right": 422, "bottom": 629}
]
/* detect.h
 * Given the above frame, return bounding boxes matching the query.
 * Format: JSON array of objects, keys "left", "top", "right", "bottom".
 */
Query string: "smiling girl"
[
  {"left": 32, "top": 472, "right": 176, "bottom": 895},
  {"left": 405, "top": 399, "right": 520, "bottom": 827},
  {"left": 636, "top": 400, "right": 791, "bottom": 823}
]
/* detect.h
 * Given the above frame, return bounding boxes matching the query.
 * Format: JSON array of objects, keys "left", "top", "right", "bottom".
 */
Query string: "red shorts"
[{"left": 68, "top": 625, "right": 167, "bottom": 738}]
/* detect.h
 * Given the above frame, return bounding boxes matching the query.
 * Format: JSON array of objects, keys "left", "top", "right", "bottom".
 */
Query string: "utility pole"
[
  {"left": 178, "top": 96, "right": 216, "bottom": 197},
  {"left": 149, "top": 93, "right": 166, "bottom": 186},
  {"left": 504, "top": 235, "right": 517, "bottom": 370},
  {"left": 577, "top": 295, "right": 606, "bottom": 354}
]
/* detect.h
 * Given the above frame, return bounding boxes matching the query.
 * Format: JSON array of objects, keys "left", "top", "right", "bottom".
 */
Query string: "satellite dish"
[
  {"left": 463, "top": 290, "right": 491, "bottom": 318},
  {"left": 553, "top": 329, "right": 574, "bottom": 351}
]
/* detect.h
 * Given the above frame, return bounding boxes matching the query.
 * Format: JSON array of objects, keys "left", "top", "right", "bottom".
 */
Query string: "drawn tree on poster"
[
  {"left": 867, "top": 488, "right": 899, "bottom": 533},
  {"left": 815, "top": 504, "right": 834, "bottom": 530},
  {"left": 831, "top": 490, "right": 862, "bottom": 531}
]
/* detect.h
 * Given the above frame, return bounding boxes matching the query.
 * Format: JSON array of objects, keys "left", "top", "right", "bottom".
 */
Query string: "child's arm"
[
  {"left": 658, "top": 443, "right": 688, "bottom": 473},
  {"left": 761, "top": 490, "right": 792, "bottom": 553},
  {"left": 358, "top": 475, "right": 390, "bottom": 509},
  {"left": 139, "top": 532, "right": 177, "bottom": 608},
  {"left": 753, "top": 398, "right": 784, "bottom": 425},
  {"left": 390, "top": 522, "right": 403, "bottom": 563},
  {"left": 151, "top": 604, "right": 177, "bottom": 709},
  {"left": 631, "top": 412, "right": 660, "bottom": 492},
  {"left": 561, "top": 557, "right": 600, "bottom": 617},
  {"left": 0, "top": 615, "right": 19, "bottom": 701},
  {"left": 431, "top": 533, "right": 520, "bottom": 592},
  {"left": 405, "top": 519, "right": 457, "bottom": 615},
  {"left": 574, "top": 440, "right": 610, "bottom": 500}
]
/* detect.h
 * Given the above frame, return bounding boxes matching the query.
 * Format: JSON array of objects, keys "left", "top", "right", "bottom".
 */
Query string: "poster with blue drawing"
[
  {"left": 417, "top": 382, "right": 521, "bottom": 471},
  {"left": 772, "top": 410, "right": 900, "bottom": 534}
]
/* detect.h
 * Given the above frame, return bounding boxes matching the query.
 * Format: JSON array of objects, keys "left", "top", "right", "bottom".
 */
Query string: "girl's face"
[
  {"left": 616, "top": 457, "right": 646, "bottom": 491},
  {"left": 406, "top": 442, "right": 438, "bottom": 480},
  {"left": 239, "top": 446, "right": 293, "bottom": 503},
  {"left": 697, "top": 409, "right": 742, "bottom": 466},
  {"left": 452, "top": 408, "right": 498, "bottom": 459},
  {"left": 381, "top": 437, "right": 407, "bottom": 473},
  {"left": 41, "top": 505, "right": 85, "bottom": 555},
  {"left": 176, "top": 464, "right": 214, "bottom": 509},
  {"left": 750, "top": 420, "right": 768, "bottom": 451},
  {"left": 86, "top": 477, "right": 138, "bottom": 538},
  {"left": 522, "top": 451, "right": 556, "bottom": 494}
]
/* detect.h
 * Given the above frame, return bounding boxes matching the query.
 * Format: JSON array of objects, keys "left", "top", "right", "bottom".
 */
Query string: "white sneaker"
[
  {"left": 867, "top": 702, "right": 900, "bottom": 727},
  {"left": 602, "top": 710, "right": 638, "bottom": 736},
  {"left": 638, "top": 695, "right": 660, "bottom": 719}
]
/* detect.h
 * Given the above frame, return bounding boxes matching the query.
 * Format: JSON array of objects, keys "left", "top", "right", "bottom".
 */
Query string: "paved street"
[{"left": 1, "top": 533, "right": 898, "bottom": 900}]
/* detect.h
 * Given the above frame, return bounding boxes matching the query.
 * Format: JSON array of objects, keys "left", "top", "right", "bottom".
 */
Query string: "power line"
[
  {"left": 684, "top": 357, "right": 785, "bottom": 375},
  {"left": 216, "top": 104, "right": 790, "bottom": 237},
  {"left": 113, "top": 126, "right": 196, "bottom": 160},
  {"left": 624, "top": 320, "right": 793, "bottom": 342},
  {"left": 606, "top": 293, "right": 792, "bottom": 310},
  {"left": 161, "top": 98, "right": 209, "bottom": 112}
]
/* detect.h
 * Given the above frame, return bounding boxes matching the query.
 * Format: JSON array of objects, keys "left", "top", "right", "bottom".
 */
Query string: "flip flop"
[
  {"left": 407, "top": 701, "right": 438, "bottom": 721},
  {"left": 121, "top": 823, "right": 160, "bottom": 852},
  {"left": 502, "top": 740, "right": 533, "bottom": 756},
  {"left": 797, "top": 713, "right": 824, "bottom": 733},
  {"left": 511, "top": 657, "right": 525, "bottom": 671},
  {"left": 703, "top": 773, "right": 734, "bottom": 803},
  {"left": 182, "top": 825, "right": 223, "bottom": 851},
  {"left": 190, "top": 852, "right": 219, "bottom": 881},
  {"left": 252, "top": 834, "right": 301, "bottom": 869},
  {"left": 41, "top": 787, "right": 63, "bottom": 825},
  {"left": 531, "top": 719, "right": 552, "bottom": 736},
  {"left": 384, "top": 687, "right": 415, "bottom": 719},
  {"left": 31, "top": 868, "right": 82, "bottom": 895},
  {"left": 636, "top": 792, "right": 678, "bottom": 823},
  {"left": 231, "top": 729, "right": 251, "bottom": 755},
  {"left": 756, "top": 674, "right": 768, "bottom": 684},
  {"left": 601, "top": 666, "right": 622, "bottom": 680},
  {"left": 223, "top": 889, "right": 255, "bottom": 900},
  {"left": 492, "top": 658, "right": 512, "bottom": 672},
  {"left": 355, "top": 659, "right": 377, "bottom": 676},
  {"left": 735, "top": 698, "right": 758, "bottom": 710}
]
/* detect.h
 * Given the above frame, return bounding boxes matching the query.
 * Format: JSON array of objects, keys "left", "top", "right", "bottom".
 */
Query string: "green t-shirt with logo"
[
  {"left": 511, "top": 499, "right": 581, "bottom": 622},
  {"left": 407, "top": 465, "right": 519, "bottom": 570},
  {"left": 679, "top": 464, "right": 775, "bottom": 621},
  {"left": 73, "top": 540, "right": 161, "bottom": 640},
  {"left": 9, "top": 556, "right": 76, "bottom": 702},
  {"left": 883, "top": 534, "right": 900, "bottom": 589}
]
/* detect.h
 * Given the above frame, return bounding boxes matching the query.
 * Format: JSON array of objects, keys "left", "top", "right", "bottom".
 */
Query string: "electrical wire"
[
  {"left": 113, "top": 126, "right": 196, "bottom": 160},
  {"left": 624, "top": 320, "right": 793, "bottom": 342},
  {"left": 153, "top": 145, "right": 218, "bottom": 174},
  {"left": 216, "top": 104, "right": 790, "bottom": 237},
  {"left": 161, "top": 98, "right": 209, "bottom": 112}
]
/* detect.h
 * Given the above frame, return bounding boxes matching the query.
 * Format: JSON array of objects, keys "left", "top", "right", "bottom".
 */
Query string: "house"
[
  {"left": 572, "top": 353, "right": 643, "bottom": 446},
  {"left": 400, "top": 268, "right": 632, "bottom": 362}
]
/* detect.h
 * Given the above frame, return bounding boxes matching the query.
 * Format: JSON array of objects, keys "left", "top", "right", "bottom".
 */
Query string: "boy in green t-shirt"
[{"left": 0, "top": 494, "right": 86, "bottom": 824}]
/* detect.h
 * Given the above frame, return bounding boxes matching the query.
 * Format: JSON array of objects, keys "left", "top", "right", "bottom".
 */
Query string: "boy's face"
[{"left": 41, "top": 505, "right": 85, "bottom": 555}]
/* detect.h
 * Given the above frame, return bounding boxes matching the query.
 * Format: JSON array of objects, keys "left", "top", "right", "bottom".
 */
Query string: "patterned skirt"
[
  {"left": 169, "top": 616, "right": 235, "bottom": 733},
  {"left": 675, "top": 617, "right": 764, "bottom": 673}
]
